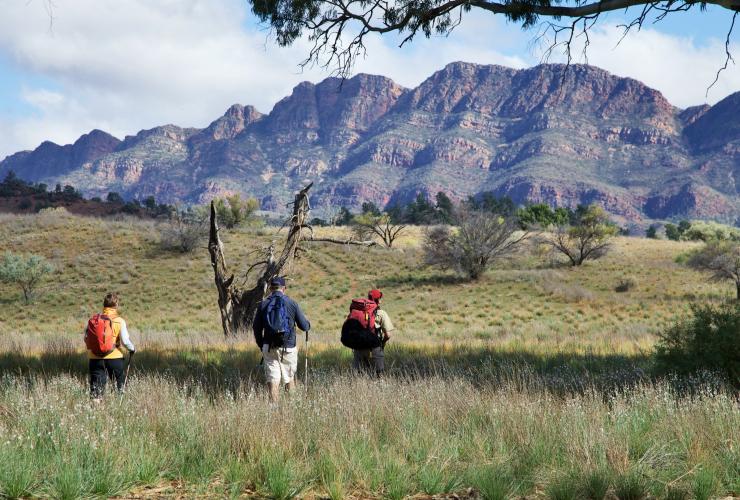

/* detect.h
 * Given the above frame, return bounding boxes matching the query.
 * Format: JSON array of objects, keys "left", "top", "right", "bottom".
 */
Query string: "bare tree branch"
[{"left": 251, "top": 0, "right": 740, "bottom": 79}]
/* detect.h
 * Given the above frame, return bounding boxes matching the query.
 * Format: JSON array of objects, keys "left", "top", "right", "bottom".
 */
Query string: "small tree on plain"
[
  {"left": 352, "top": 212, "right": 407, "bottom": 248},
  {"left": 423, "top": 206, "right": 528, "bottom": 280},
  {"left": 159, "top": 207, "right": 207, "bottom": 253},
  {"left": 0, "top": 252, "right": 55, "bottom": 304},
  {"left": 213, "top": 194, "right": 260, "bottom": 229},
  {"left": 686, "top": 240, "right": 740, "bottom": 301},
  {"left": 544, "top": 205, "right": 617, "bottom": 266}
]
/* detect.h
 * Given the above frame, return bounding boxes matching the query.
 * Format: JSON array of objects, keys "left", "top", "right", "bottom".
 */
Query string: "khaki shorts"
[{"left": 262, "top": 345, "right": 298, "bottom": 385}]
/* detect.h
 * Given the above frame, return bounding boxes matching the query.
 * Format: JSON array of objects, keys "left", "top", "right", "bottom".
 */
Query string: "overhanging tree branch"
[{"left": 249, "top": 0, "right": 740, "bottom": 79}]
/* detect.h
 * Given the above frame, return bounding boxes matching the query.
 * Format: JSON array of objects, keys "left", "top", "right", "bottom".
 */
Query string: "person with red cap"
[{"left": 353, "top": 289, "right": 395, "bottom": 376}]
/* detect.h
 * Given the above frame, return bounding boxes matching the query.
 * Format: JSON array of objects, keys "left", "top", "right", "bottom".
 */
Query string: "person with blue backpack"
[{"left": 253, "top": 277, "right": 311, "bottom": 401}]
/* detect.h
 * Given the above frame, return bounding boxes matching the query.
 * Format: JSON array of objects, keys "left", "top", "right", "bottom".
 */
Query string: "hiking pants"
[
  {"left": 89, "top": 358, "right": 125, "bottom": 398},
  {"left": 353, "top": 347, "right": 384, "bottom": 376}
]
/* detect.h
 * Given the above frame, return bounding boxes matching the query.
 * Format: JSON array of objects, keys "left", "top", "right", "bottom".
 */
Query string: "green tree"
[
  {"left": 645, "top": 225, "right": 659, "bottom": 239},
  {"left": 665, "top": 223, "right": 680, "bottom": 241},
  {"left": 106, "top": 192, "right": 124, "bottom": 204},
  {"left": 406, "top": 193, "right": 436, "bottom": 224},
  {"left": 143, "top": 196, "right": 157, "bottom": 210},
  {"left": 361, "top": 201, "right": 381, "bottom": 216},
  {"left": 435, "top": 191, "right": 454, "bottom": 224},
  {"left": 214, "top": 194, "right": 260, "bottom": 229},
  {"left": 335, "top": 206, "right": 354, "bottom": 226},
  {"left": 516, "top": 203, "right": 571, "bottom": 229},
  {"left": 544, "top": 204, "right": 617, "bottom": 266},
  {"left": 0, "top": 252, "right": 55, "bottom": 304}
]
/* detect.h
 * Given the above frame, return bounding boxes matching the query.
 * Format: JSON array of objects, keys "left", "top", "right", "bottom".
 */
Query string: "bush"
[
  {"left": 213, "top": 194, "right": 259, "bottom": 229},
  {"left": 543, "top": 205, "right": 618, "bottom": 266},
  {"left": 681, "top": 221, "right": 740, "bottom": 242},
  {"left": 424, "top": 205, "right": 528, "bottom": 280},
  {"left": 615, "top": 277, "right": 636, "bottom": 292},
  {"left": 654, "top": 302, "right": 739, "bottom": 388},
  {"left": 0, "top": 252, "right": 55, "bottom": 304},
  {"left": 159, "top": 209, "right": 207, "bottom": 253}
]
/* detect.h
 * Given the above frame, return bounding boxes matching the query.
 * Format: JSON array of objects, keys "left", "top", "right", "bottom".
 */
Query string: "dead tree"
[{"left": 208, "top": 182, "right": 375, "bottom": 337}]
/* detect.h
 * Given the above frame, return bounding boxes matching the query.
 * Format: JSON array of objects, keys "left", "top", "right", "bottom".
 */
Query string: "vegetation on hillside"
[{"left": 0, "top": 210, "right": 737, "bottom": 498}]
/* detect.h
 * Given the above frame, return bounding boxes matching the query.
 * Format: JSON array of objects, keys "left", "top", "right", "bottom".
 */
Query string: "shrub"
[
  {"left": 615, "top": 277, "right": 636, "bottom": 293},
  {"left": 543, "top": 205, "right": 618, "bottom": 266},
  {"left": 0, "top": 252, "right": 55, "bottom": 304},
  {"left": 213, "top": 194, "right": 260, "bottom": 229},
  {"left": 159, "top": 209, "right": 207, "bottom": 253},
  {"left": 681, "top": 221, "right": 740, "bottom": 242},
  {"left": 654, "top": 301, "right": 739, "bottom": 388},
  {"left": 423, "top": 206, "right": 528, "bottom": 280}
]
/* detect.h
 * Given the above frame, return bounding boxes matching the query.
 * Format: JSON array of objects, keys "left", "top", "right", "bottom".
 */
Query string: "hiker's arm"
[
  {"left": 379, "top": 310, "right": 395, "bottom": 339},
  {"left": 294, "top": 302, "right": 310, "bottom": 333},
  {"left": 253, "top": 308, "right": 264, "bottom": 348},
  {"left": 119, "top": 320, "right": 136, "bottom": 353}
]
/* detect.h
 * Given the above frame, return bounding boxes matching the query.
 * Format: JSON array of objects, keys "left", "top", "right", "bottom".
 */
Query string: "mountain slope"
[{"left": 1, "top": 63, "right": 738, "bottom": 224}]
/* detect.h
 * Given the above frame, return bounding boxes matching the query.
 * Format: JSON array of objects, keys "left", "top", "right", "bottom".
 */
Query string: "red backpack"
[
  {"left": 340, "top": 299, "right": 381, "bottom": 349},
  {"left": 348, "top": 299, "right": 378, "bottom": 330},
  {"left": 85, "top": 314, "right": 116, "bottom": 357}
]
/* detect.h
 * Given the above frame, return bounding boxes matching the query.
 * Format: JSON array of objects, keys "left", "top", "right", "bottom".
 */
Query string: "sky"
[{"left": 0, "top": 0, "right": 737, "bottom": 160}]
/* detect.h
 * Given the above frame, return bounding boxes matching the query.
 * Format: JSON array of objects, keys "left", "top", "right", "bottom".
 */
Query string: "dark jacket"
[{"left": 253, "top": 291, "right": 310, "bottom": 349}]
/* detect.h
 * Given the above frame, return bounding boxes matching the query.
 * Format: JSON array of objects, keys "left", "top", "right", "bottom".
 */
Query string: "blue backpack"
[{"left": 264, "top": 293, "right": 290, "bottom": 347}]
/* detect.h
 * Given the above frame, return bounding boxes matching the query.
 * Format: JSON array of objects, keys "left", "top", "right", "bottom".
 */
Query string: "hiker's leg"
[
  {"left": 263, "top": 346, "right": 282, "bottom": 401},
  {"left": 353, "top": 349, "right": 371, "bottom": 373},
  {"left": 89, "top": 359, "right": 106, "bottom": 398},
  {"left": 282, "top": 348, "right": 299, "bottom": 395},
  {"left": 371, "top": 346, "right": 385, "bottom": 377},
  {"left": 268, "top": 382, "right": 280, "bottom": 402},
  {"left": 106, "top": 358, "right": 125, "bottom": 392}
]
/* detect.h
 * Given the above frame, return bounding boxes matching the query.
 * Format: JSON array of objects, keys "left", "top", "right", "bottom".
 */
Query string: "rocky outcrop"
[{"left": 0, "top": 62, "right": 738, "bottom": 224}]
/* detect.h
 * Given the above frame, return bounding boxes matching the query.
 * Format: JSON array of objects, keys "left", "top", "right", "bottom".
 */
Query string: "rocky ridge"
[{"left": 1, "top": 62, "right": 738, "bottom": 225}]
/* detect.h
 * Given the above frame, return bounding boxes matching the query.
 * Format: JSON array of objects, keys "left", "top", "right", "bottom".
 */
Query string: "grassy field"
[{"left": 0, "top": 210, "right": 737, "bottom": 499}]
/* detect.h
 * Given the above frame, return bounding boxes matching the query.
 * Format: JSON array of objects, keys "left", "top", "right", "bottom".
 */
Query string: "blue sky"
[{"left": 0, "top": 0, "right": 737, "bottom": 160}]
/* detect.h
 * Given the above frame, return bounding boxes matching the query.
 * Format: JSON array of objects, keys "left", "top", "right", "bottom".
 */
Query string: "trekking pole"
[
  {"left": 304, "top": 330, "right": 309, "bottom": 392},
  {"left": 119, "top": 351, "right": 135, "bottom": 405}
]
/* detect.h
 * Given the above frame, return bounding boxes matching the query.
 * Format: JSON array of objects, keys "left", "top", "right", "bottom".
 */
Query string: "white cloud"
[
  {"left": 0, "top": 1, "right": 736, "bottom": 160},
  {"left": 535, "top": 23, "right": 740, "bottom": 108}
]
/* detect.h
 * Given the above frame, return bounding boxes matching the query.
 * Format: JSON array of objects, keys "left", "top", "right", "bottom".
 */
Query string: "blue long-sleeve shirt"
[{"left": 253, "top": 291, "right": 310, "bottom": 349}]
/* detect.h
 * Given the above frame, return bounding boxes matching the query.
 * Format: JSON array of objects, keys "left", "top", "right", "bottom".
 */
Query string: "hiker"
[
  {"left": 253, "top": 277, "right": 311, "bottom": 401},
  {"left": 84, "top": 292, "right": 136, "bottom": 399},
  {"left": 342, "top": 289, "right": 395, "bottom": 377}
]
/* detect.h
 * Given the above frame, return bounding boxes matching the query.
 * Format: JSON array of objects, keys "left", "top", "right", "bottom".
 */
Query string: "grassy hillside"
[
  {"left": 0, "top": 210, "right": 730, "bottom": 353},
  {"left": 1, "top": 210, "right": 738, "bottom": 499}
]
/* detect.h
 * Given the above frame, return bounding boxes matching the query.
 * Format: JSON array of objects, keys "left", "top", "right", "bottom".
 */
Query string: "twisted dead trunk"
[{"left": 208, "top": 183, "right": 313, "bottom": 336}]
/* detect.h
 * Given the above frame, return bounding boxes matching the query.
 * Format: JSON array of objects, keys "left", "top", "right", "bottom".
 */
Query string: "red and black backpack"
[
  {"left": 85, "top": 314, "right": 116, "bottom": 357},
  {"left": 340, "top": 298, "right": 382, "bottom": 349}
]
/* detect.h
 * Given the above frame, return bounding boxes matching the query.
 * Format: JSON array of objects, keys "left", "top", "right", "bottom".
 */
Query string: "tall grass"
[{"left": 0, "top": 368, "right": 736, "bottom": 498}]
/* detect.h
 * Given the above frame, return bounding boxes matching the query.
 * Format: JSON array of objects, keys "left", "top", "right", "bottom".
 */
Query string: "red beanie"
[{"left": 368, "top": 289, "right": 383, "bottom": 302}]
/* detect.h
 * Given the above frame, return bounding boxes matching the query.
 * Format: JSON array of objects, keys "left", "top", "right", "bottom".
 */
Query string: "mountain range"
[{"left": 1, "top": 62, "right": 738, "bottom": 225}]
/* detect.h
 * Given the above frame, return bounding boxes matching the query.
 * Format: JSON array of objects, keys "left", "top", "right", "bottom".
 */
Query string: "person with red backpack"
[
  {"left": 85, "top": 292, "right": 136, "bottom": 399},
  {"left": 341, "top": 289, "right": 395, "bottom": 377},
  {"left": 253, "top": 277, "right": 311, "bottom": 401}
]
